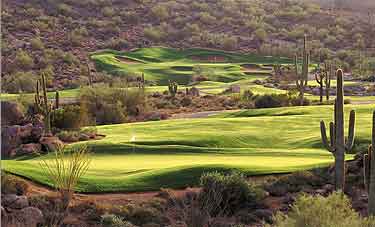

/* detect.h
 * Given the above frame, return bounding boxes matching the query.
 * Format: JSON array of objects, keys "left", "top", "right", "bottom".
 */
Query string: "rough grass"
[{"left": 3, "top": 104, "right": 374, "bottom": 192}]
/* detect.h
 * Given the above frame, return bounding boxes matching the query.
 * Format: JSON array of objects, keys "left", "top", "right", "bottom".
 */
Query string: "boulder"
[
  {"left": 17, "top": 143, "right": 41, "bottom": 156},
  {"left": 39, "top": 136, "right": 64, "bottom": 152},
  {"left": 3, "top": 207, "right": 44, "bottom": 227},
  {"left": 2, "top": 195, "right": 29, "bottom": 209},
  {"left": 1, "top": 124, "right": 33, "bottom": 157},
  {"left": 1, "top": 101, "right": 24, "bottom": 126}
]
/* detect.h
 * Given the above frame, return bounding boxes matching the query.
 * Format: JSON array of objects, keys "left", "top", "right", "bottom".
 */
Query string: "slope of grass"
[
  {"left": 91, "top": 47, "right": 290, "bottom": 85},
  {"left": 3, "top": 104, "right": 374, "bottom": 192}
]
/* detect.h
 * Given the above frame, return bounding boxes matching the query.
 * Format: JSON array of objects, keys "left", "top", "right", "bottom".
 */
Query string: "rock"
[
  {"left": 5, "top": 207, "right": 44, "bottom": 227},
  {"left": 17, "top": 143, "right": 41, "bottom": 156},
  {"left": 253, "top": 209, "right": 273, "bottom": 223},
  {"left": 79, "top": 133, "right": 91, "bottom": 141},
  {"left": 2, "top": 195, "right": 29, "bottom": 209},
  {"left": 1, "top": 124, "right": 33, "bottom": 157},
  {"left": 229, "top": 85, "right": 241, "bottom": 93},
  {"left": 1, "top": 101, "right": 24, "bottom": 126},
  {"left": 39, "top": 136, "right": 64, "bottom": 152},
  {"left": 322, "top": 184, "right": 334, "bottom": 192},
  {"left": 189, "top": 87, "right": 200, "bottom": 96},
  {"left": 315, "top": 189, "right": 326, "bottom": 195}
]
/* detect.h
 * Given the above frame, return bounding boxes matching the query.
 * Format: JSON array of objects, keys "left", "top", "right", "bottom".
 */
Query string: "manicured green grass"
[
  {"left": 91, "top": 47, "right": 291, "bottom": 85},
  {"left": 3, "top": 104, "right": 374, "bottom": 192}
]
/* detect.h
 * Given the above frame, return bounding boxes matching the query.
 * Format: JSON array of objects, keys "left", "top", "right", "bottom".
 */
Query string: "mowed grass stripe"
[{"left": 2, "top": 104, "right": 374, "bottom": 192}]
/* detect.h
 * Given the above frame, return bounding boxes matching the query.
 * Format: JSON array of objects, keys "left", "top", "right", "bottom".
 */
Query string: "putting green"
[{"left": 3, "top": 104, "right": 374, "bottom": 192}]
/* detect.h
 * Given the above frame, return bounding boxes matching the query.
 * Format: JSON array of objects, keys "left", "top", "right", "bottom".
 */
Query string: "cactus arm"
[
  {"left": 369, "top": 111, "right": 375, "bottom": 216},
  {"left": 330, "top": 122, "right": 335, "bottom": 149},
  {"left": 55, "top": 91, "right": 60, "bottom": 109},
  {"left": 345, "top": 110, "right": 356, "bottom": 151},
  {"left": 320, "top": 121, "right": 335, "bottom": 153}
]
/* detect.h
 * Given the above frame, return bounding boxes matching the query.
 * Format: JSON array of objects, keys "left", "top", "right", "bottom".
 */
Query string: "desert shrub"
[
  {"left": 181, "top": 96, "right": 192, "bottom": 107},
  {"left": 271, "top": 192, "right": 375, "bottom": 227},
  {"left": 199, "top": 171, "right": 263, "bottom": 216},
  {"left": 63, "top": 52, "right": 79, "bottom": 65},
  {"left": 1, "top": 172, "right": 29, "bottom": 195},
  {"left": 14, "top": 50, "right": 34, "bottom": 70},
  {"left": 264, "top": 171, "right": 325, "bottom": 196},
  {"left": 101, "top": 214, "right": 136, "bottom": 227},
  {"left": 80, "top": 86, "right": 146, "bottom": 125},
  {"left": 242, "top": 90, "right": 254, "bottom": 100},
  {"left": 3, "top": 71, "right": 37, "bottom": 93},
  {"left": 254, "top": 94, "right": 289, "bottom": 108},
  {"left": 144, "top": 27, "right": 165, "bottom": 42},
  {"left": 290, "top": 97, "right": 311, "bottom": 106},
  {"left": 56, "top": 130, "right": 80, "bottom": 143},
  {"left": 102, "top": 7, "right": 115, "bottom": 17},
  {"left": 101, "top": 37, "right": 129, "bottom": 50},
  {"left": 125, "top": 205, "right": 168, "bottom": 226},
  {"left": 222, "top": 35, "right": 237, "bottom": 50},
  {"left": 151, "top": 4, "right": 169, "bottom": 20},
  {"left": 52, "top": 105, "right": 83, "bottom": 130},
  {"left": 30, "top": 37, "right": 44, "bottom": 50}
]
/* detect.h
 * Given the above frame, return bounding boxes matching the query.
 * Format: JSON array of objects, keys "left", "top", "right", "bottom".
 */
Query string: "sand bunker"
[{"left": 116, "top": 56, "right": 143, "bottom": 64}]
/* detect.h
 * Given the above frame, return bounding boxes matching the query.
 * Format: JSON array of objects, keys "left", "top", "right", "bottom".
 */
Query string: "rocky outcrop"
[
  {"left": 39, "top": 136, "right": 64, "bottom": 152},
  {"left": 1, "top": 194, "right": 44, "bottom": 227},
  {"left": 1, "top": 124, "right": 33, "bottom": 157},
  {"left": 1, "top": 101, "right": 24, "bottom": 126}
]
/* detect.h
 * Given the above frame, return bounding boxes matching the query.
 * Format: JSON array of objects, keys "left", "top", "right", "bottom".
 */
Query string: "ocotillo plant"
[
  {"left": 364, "top": 111, "right": 375, "bottom": 216},
  {"left": 323, "top": 61, "right": 333, "bottom": 101},
  {"left": 35, "top": 73, "right": 58, "bottom": 136},
  {"left": 295, "top": 35, "right": 309, "bottom": 106},
  {"left": 168, "top": 80, "right": 178, "bottom": 97},
  {"left": 315, "top": 64, "right": 325, "bottom": 103},
  {"left": 320, "top": 69, "right": 356, "bottom": 190}
]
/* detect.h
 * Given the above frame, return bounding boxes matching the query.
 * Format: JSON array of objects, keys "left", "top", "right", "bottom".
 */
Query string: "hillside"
[{"left": 2, "top": 0, "right": 374, "bottom": 93}]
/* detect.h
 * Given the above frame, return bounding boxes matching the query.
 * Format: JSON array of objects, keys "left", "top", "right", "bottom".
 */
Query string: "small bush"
[
  {"left": 56, "top": 130, "right": 80, "bottom": 143},
  {"left": 264, "top": 171, "right": 325, "bottom": 196},
  {"left": 181, "top": 96, "right": 192, "bottom": 107},
  {"left": 1, "top": 172, "right": 29, "bottom": 195},
  {"left": 30, "top": 37, "right": 44, "bottom": 50},
  {"left": 199, "top": 171, "right": 262, "bottom": 216},
  {"left": 14, "top": 50, "right": 34, "bottom": 70},
  {"left": 101, "top": 214, "right": 136, "bottom": 227},
  {"left": 80, "top": 86, "right": 146, "bottom": 125},
  {"left": 254, "top": 94, "right": 289, "bottom": 108},
  {"left": 52, "top": 105, "right": 83, "bottom": 130},
  {"left": 3, "top": 72, "right": 38, "bottom": 93},
  {"left": 271, "top": 192, "right": 375, "bottom": 227},
  {"left": 125, "top": 205, "right": 168, "bottom": 226}
]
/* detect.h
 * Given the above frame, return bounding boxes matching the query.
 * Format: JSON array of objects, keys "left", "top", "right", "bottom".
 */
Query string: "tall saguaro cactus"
[
  {"left": 295, "top": 35, "right": 309, "bottom": 106},
  {"left": 323, "top": 62, "right": 333, "bottom": 101},
  {"left": 315, "top": 65, "right": 325, "bottom": 103},
  {"left": 320, "top": 69, "right": 356, "bottom": 190},
  {"left": 364, "top": 111, "right": 375, "bottom": 216},
  {"left": 168, "top": 80, "right": 178, "bottom": 97},
  {"left": 35, "top": 73, "right": 59, "bottom": 136}
]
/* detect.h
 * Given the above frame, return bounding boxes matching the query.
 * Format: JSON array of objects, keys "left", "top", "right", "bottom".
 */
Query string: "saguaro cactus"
[
  {"left": 295, "top": 35, "right": 309, "bottom": 106},
  {"left": 320, "top": 69, "right": 356, "bottom": 190},
  {"left": 323, "top": 62, "right": 333, "bottom": 101},
  {"left": 35, "top": 73, "right": 58, "bottom": 135},
  {"left": 364, "top": 111, "right": 375, "bottom": 216},
  {"left": 168, "top": 80, "right": 178, "bottom": 97},
  {"left": 315, "top": 65, "right": 325, "bottom": 103}
]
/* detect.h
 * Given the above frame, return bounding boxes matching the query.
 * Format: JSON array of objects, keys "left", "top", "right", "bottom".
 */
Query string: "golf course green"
[
  {"left": 90, "top": 47, "right": 291, "bottom": 85},
  {"left": 3, "top": 104, "right": 374, "bottom": 192}
]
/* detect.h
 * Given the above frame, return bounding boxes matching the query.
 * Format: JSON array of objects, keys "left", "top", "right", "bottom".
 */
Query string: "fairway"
[
  {"left": 91, "top": 47, "right": 291, "bottom": 85},
  {"left": 3, "top": 104, "right": 374, "bottom": 192}
]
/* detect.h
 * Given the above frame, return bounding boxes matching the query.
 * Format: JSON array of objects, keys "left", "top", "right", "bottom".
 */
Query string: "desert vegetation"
[{"left": 1, "top": 0, "right": 375, "bottom": 226}]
